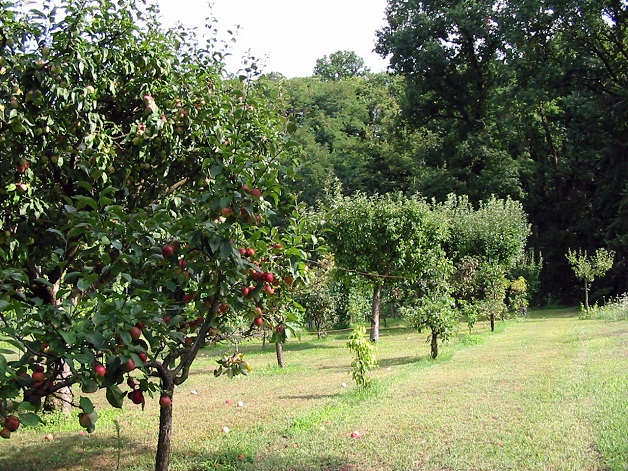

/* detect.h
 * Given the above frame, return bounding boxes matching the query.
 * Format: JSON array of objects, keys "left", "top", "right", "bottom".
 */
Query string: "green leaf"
[
  {"left": 18, "top": 412, "right": 42, "bottom": 427},
  {"left": 80, "top": 396, "right": 95, "bottom": 413},
  {"left": 17, "top": 402, "right": 38, "bottom": 412},
  {"left": 84, "top": 331, "right": 105, "bottom": 350},
  {"left": 106, "top": 384, "right": 125, "bottom": 409},
  {"left": 209, "top": 165, "right": 222, "bottom": 177},
  {"left": 60, "top": 330, "right": 77, "bottom": 345},
  {"left": 74, "top": 195, "right": 99, "bottom": 211}
]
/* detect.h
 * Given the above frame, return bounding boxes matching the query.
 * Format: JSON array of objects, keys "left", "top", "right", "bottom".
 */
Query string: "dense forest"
[{"left": 260, "top": 0, "right": 627, "bottom": 306}]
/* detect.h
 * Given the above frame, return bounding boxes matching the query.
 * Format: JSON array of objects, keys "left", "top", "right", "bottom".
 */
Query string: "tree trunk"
[
  {"left": 43, "top": 361, "right": 72, "bottom": 414},
  {"left": 490, "top": 313, "right": 495, "bottom": 332},
  {"left": 155, "top": 375, "right": 175, "bottom": 471},
  {"left": 370, "top": 282, "right": 382, "bottom": 342},
  {"left": 275, "top": 341, "right": 285, "bottom": 368},
  {"left": 430, "top": 331, "right": 439, "bottom": 359},
  {"left": 584, "top": 280, "right": 590, "bottom": 314}
]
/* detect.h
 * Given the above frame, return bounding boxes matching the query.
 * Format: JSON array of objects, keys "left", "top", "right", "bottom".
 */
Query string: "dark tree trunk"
[
  {"left": 275, "top": 341, "right": 285, "bottom": 368},
  {"left": 584, "top": 280, "right": 590, "bottom": 314},
  {"left": 430, "top": 331, "right": 439, "bottom": 359},
  {"left": 370, "top": 282, "right": 382, "bottom": 342},
  {"left": 490, "top": 313, "right": 495, "bottom": 332},
  {"left": 155, "top": 374, "right": 175, "bottom": 471}
]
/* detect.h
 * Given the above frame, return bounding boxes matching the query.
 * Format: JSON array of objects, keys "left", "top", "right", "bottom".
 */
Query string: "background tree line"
[{"left": 263, "top": 0, "right": 627, "bottom": 307}]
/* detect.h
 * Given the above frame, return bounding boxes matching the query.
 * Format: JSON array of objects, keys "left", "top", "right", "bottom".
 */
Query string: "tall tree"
[
  {"left": 377, "top": 0, "right": 628, "bottom": 302},
  {"left": 313, "top": 50, "right": 370, "bottom": 81}
]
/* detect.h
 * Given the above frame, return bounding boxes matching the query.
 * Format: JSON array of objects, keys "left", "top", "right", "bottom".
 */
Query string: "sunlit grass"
[{"left": 2, "top": 309, "right": 627, "bottom": 471}]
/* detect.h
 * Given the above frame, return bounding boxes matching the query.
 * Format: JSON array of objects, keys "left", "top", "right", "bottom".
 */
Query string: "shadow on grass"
[
  {"left": 527, "top": 307, "right": 580, "bottom": 319},
  {"left": 172, "top": 445, "right": 355, "bottom": 471},
  {"left": 278, "top": 393, "right": 339, "bottom": 400},
  {"left": 0, "top": 433, "right": 153, "bottom": 471},
  {"left": 377, "top": 355, "right": 423, "bottom": 368}
]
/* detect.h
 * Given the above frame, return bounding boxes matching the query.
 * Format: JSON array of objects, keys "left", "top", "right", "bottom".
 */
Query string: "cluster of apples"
[{"left": 0, "top": 415, "right": 19, "bottom": 439}]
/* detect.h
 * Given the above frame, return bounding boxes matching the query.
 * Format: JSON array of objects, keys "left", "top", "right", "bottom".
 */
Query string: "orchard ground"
[{"left": 1, "top": 309, "right": 626, "bottom": 471}]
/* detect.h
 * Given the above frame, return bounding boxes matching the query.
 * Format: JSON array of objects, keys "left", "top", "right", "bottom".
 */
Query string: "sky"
[{"left": 157, "top": 0, "right": 391, "bottom": 78}]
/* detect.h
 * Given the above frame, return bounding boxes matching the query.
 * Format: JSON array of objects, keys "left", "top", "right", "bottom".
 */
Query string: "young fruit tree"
[
  {"left": 436, "top": 195, "right": 531, "bottom": 331},
  {"left": 0, "top": 2, "right": 313, "bottom": 470},
  {"left": 566, "top": 248, "right": 615, "bottom": 314},
  {"left": 323, "top": 192, "right": 449, "bottom": 341},
  {"left": 399, "top": 258, "right": 457, "bottom": 359}
]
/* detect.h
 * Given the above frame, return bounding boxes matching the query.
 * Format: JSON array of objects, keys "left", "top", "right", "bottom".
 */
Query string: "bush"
[{"left": 585, "top": 294, "right": 628, "bottom": 321}]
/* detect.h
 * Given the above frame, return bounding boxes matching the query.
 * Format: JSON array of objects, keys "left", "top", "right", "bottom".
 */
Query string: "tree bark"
[
  {"left": 275, "top": 341, "right": 285, "bottom": 368},
  {"left": 370, "top": 282, "right": 382, "bottom": 342},
  {"left": 44, "top": 361, "right": 73, "bottom": 415},
  {"left": 430, "top": 331, "right": 439, "bottom": 359},
  {"left": 490, "top": 313, "right": 495, "bottom": 332},
  {"left": 584, "top": 280, "right": 590, "bottom": 314},
  {"left": 155, "top": 374, "right": 175, "bottom": 471}
]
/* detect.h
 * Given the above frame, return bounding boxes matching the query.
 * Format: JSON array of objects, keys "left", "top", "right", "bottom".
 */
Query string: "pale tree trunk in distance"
[
  {"left": 275, "top": 341, "right": 285, "bottom": 368},
  {"left": 370, "top": 282, "right": 382, "bottom": 342}
]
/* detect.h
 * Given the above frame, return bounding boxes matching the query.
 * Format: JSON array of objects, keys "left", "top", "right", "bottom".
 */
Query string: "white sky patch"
[{"left": 157, "top": 0, "right": 391, "bottom": 77}]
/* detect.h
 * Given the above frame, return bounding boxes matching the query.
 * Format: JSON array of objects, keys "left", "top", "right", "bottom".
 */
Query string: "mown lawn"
[{"left": 1, "top": 309, "right": 627, "bottom": 471}]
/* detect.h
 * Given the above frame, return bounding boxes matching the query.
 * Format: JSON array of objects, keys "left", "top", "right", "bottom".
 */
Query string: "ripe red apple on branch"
[
  {"left": 161, "top": 244, "right": 175, "bottom": 258},
  {"left": 4, "top": 415, "right": 20, "bottom": 432},
  {"left": 94, "top": 364, "right": 106, "bottom": 378}
]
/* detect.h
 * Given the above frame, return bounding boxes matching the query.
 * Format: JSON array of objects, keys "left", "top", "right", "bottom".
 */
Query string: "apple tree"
[
  {"left": 436, "top": 194, "right": 531, "bottom": 331},
  {"left": 322, "top": 191, "right": 449, "bottom": 341},
  {"left": 0, "top": 1, "right": 313, "bottom": 470},
  {"left": 566, "top": 247, "right": 615, "bottom": 315}
]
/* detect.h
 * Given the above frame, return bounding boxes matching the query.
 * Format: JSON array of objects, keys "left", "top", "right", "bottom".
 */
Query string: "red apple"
[
  {"left": 32, "top": 371, "right": 46, "bottom": 383},
  {"left": 178, "top": 259, "right": 187, "bottom": 268},
  {"left": 129, "top": 326, "right": 142, "bottom": 340},
  {"left": 238, "top": 247, "right": 247, "bottom": 256},
  {"left": 127, "top": 377, "right": 137, "bottom": 388},
  {"left": 182, "top": 293, "right": 194, "bottom": 303},
  {"left": 162, "top": 315, "right": 171, "bottom": 324},
  {"left": 253, "top": 317, "right": 264, "bottom": 327},
  {"left": 0, "top": 428, "right": 10, "bottom": 439},
  {"left": 4, "top": 416, "right": 20, "bottom": 433},
  {"left": 159, "top": 395, "right": 172, "bottom": 408},
  {"left": 94, "top": 364, "right": 106, "bottom": 378},
  {"left": 161, "top": 244, "right": 175, "bottom": 258},
  {"left": 249, "top": 188, "right": 261, "bottom": 198},
  {"left": 263, "top": 285, "right": 275, "bottom": 295},
  {"left": 276, "top": 325, "right": 284, "bottom": 333},
  {"left": 241, "top": 286, "right": 250, "bottom": 297},
  {"left": 256, "top": 306, "right": 263, "bottom": 316},
  {"left": 284, "top": 276, "right": 295, "bottom": 286},
  {"left": 219, "top": 303, "right": 229, "bottom": 314},
  {"left": 221, "top": 207, "right": 233, "bottom": 217},
  {"left": 121, "top": 358, "right": 135, "bottom": 373},
  {"left": 246, "top": 248, "right": 255, "bottom": 257},
  {"left": 264, "top": 272, "right": 275, "bottom": 283},
  {"left": 128, "top": 389, "right": 144, "bottom": 405},
  {"left": 138, "top": 352, "right": 148, "bottom": 362}
]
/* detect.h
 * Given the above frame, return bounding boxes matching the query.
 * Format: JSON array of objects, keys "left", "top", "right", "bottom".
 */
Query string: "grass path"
[{"left": 2, "top": 311, "right": 626, "bottom": 471}]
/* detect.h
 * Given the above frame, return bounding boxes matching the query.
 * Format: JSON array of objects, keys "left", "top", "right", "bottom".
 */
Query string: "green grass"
[{"left": 2, "top": 309, "right": 627, "bottom": 471}]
